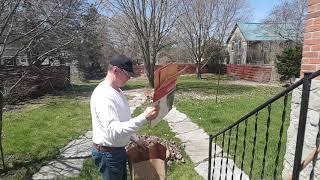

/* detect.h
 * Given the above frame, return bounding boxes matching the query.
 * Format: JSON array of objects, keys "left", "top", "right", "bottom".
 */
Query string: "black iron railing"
[{"left": 208, "top": 70, "right": 320, "bottom": 180}]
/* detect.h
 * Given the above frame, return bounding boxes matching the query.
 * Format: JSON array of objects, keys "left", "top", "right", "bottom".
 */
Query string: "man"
[{"left": 90, "top": 55, "right": 159, "bottom": 180}]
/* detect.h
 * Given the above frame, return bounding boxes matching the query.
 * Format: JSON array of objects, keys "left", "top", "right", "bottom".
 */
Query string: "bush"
[{"left": 276, "top": 46, "right": 302, "bottom": 81}]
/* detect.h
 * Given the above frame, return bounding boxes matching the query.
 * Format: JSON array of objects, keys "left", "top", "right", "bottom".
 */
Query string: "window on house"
[
  {"left": 231, "top": 41, "right": 235, "bottom": 51},
  {"left": 5, "top": 58, "right": 14, "bottom": 66}
]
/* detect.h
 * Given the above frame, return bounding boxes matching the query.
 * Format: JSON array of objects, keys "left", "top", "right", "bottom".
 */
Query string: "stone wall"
[
  {"left": 0, "top": 66, "right": 70, "bottom": 103},
  {"left": 282, "top": 0, "right": 320, "bottom": 179}
]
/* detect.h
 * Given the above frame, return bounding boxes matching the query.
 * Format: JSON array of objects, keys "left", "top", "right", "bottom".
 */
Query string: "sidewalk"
[{"left": 164, "top": 107, "right": 249, "bottom": 180}]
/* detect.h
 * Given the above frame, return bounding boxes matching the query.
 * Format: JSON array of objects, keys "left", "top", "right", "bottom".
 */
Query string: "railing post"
[
  {"left": 0, "top": 81, "right": 5, "bottom": 169},
  {"left": 208, "top": 135, "right": 213, "bottom": 180},
  {"left": 292, "top": 73, "right": 312, "bottom": 180}
]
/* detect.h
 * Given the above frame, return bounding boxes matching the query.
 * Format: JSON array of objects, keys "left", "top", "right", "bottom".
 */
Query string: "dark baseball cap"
[{"left": 110, "top": 55, "right": 138, "bottom": 77}]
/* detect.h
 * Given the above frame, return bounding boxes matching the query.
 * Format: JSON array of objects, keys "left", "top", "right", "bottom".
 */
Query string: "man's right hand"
[{"left": 144, "top": 105, "right": 160, "bottom": 121}]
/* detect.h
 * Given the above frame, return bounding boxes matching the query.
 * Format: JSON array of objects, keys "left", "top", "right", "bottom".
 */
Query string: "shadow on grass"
[
  {"left": 176, "top": 81, "right": 255, "bottom": 95},
  {"left": 122, "top": 83, "right": 145, "bottom": 91},
  {"left": 48, "top": 83, "right": 98, "bottom": 99},
  {"left": 50, "top": 80, "right": 146, "bottom": 99},
  {"left": 0, "top": 150, "right": 59, "bottom": 179}
]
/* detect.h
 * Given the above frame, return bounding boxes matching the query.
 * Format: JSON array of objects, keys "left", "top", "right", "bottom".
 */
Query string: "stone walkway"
[
  {"left": 164, "top": 108, "right": 249, "bottom": 180},
  {"left": 32, "top": 88, "right": 248, "bottom": 180}
]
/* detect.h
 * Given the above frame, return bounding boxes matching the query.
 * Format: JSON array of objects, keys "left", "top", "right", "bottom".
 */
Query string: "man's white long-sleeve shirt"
[{"left": 90, "top": 80, "right": 146, "bottom": 147}]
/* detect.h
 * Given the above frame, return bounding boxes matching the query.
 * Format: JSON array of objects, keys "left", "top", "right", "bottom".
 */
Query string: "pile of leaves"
[{"left": 126, "top": 135, "right": 184, "bottom": 167}]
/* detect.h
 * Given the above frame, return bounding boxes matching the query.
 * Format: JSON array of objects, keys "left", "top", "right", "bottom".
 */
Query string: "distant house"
[
  {"left": 226, "top": 23, "right": 295, "bottom": 65},
  {"left": 0, "top": 44, "right": 66, "bottom": 67},
  {"left": 225, "top": 23, "right": 296, "bottom": 82},
  {"left": 0, "top": 46, "right": 28, "bottom": 66}
]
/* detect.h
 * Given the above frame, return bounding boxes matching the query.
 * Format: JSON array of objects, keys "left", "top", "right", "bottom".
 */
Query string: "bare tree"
[
  {"left": 103, "top": 0, "right": 178, "bottom": 87},
  {"left": 107, "top": 15, "right": 141, "bottom": 61},
  {"left": 177, "top": 0, "right": 250, "bottom": 79},
  {"left": 176, "top": 0, "right": 217, "bottom": 79},
  {"left": 0, "top": 0, "right": 87, "bottom": 68},
  {"left": 0, "top": 0, "right": 87, "bottom": 170},
  {"left": 264, "top": 0, "right": 307, "bottom": 43}
]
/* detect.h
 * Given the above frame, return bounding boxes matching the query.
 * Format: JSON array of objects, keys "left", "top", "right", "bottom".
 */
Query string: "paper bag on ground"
[{"left": 127, "top": 143, "right": 169, "bottom": 180}]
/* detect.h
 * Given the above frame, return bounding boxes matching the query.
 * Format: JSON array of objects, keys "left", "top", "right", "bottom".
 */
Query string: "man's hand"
[
  {"left": 134, "top": 139, "right": 150, "bottom": 159},
  {"left": 135, "top": 139, "right": 149, "bottom": 152},
  {"left": 143, "top": 105, "right": 160, "bottom": 121}
]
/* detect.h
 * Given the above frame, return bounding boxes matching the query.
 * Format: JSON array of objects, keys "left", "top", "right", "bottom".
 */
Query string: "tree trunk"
[
  {"left": 147, "top": 70, "right": 155, "bottom": 88},
  {"left": 145, "top": 65, "right": 155, "bottom": 88},
  {"left": 0, "top": 83, "right": 5, "bottom": 170},
  {"left": 196, "top": 61, "right": 201, "bottom": 79},
  {"left": 144, "top": 59, "right": 155, "bottom": 88}
]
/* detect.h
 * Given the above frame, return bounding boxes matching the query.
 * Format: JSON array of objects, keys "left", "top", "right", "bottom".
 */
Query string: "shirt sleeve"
[{"left": 95, "top": 97, "right": 146, "bottom": 142}]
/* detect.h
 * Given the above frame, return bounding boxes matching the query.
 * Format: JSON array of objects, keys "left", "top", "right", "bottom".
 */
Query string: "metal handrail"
[
  {"left": 211, "top": 70, "right": 320, "bottom": 139},
  {"left": 208, "top": 70, "right": 320, "bottom": 180}
]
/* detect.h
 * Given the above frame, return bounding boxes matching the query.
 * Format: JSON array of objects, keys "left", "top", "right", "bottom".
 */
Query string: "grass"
[
  {"left": 174, "top": 75, "right": 290, "bottom": 179},
  {"left": 1, "top": 74, "right": 291, "bottom": 179},
  {"left": 2, "top": 100, "right": 92, "bottom": 179}
]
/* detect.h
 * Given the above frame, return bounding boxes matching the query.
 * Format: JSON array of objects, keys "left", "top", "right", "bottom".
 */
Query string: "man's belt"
[{"left": 93, "top": 143, "right": 121, "bottom": 152}]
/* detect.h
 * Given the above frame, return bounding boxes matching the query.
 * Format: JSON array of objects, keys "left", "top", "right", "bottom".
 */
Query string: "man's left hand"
[{"left": 135, "top": 139, "right": 149, "bottom": 153}]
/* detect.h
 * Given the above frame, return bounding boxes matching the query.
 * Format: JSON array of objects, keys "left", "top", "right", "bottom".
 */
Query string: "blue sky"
[
  {"left": 87, "top": 0, "right": 281, "bottom": 23},
  {"left": 249, "top": 0, "right": 281, "bottom": 22}
]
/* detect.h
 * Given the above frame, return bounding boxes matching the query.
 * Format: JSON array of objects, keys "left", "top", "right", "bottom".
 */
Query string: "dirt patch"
[
  {"left": 176, "top": 91, "right": 241, "bottom": 101},
  {"left": 3, "top": 95, "right": 90, "bottom": 113},
  {"left": 223, "top": 80, "right": 281, "bottom": 87}
]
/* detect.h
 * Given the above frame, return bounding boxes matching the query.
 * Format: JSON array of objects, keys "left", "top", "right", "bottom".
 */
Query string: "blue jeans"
[{"left": 92, "top": 147, "right": 127, "bottom": 180}]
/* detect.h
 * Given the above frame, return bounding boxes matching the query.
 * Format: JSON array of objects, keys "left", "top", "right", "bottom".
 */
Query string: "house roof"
[{"left": 227, "top": 23, "right": 295, "bottom": 43}]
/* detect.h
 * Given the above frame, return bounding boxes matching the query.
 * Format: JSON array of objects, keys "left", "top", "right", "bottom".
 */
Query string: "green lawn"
[
  {"left": 1, "top": 74, "right": 290, "bottom": 180},
  {"left": 3, "top": 100, "right": 92, "bottom": 179},
  {"left": 175, "top": 75, "right": 290, "bottom": 179}
]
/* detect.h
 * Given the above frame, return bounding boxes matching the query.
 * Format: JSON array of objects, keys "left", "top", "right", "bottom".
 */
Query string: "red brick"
[
  {"left": 306, "top": 19, "right": 314, "bottom": 26},
  {"left": 308, "top": 0, "right": 320, "bottom": 6},
  {"left": 312, "top": 31, "right": 320, "bottom": 39},
  {"left": 304, "top": 33, "right": 312, "bottom": 40},
  {"left": 304, "top": 39, "right": 320, "bottom": 45},
  {"left": 300, "top": 71, "right": 318, "bottom": 78},
  {"left": 314, "top": 17, "right": 320, "bottom": 25},
  {"left": 303, "top": 45, "right": 311, "bottom": 52},
  {"left": 301, "top": 64, "right": 317, "bottom": 71},
  {"left": 303, "top": 51, "right": 319, "bottom": 58},
  {"left": 302, "top": 58, "right": 310, "bottom": 64},
  {"left": 311, "top": 44, "right": 320, "bottom": 51},
  {"left": 306, "top": 25, "right": 320, "bottom": 32},
  {"left": 308, "top": 59, "right": 320, "bottom": 64},
  {"left": 309, "top": 4, "right": 320, "bottom": 13},
  {"left": 307, "top": 11, "right": 320, "bottom": 19}
]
